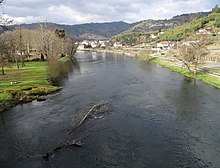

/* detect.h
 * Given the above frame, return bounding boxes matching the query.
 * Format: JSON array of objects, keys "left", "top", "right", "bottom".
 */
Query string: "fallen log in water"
[
  {"left": 68, "top": 104, "right": 97, "bottom": 134},
  {"left": 68, "top": 102, "right": 111, "bottom": 134},
  {"left": 31, "top": 139, "right": 83, "bottom": 160},
  {"left": 28, "top": 103, "right": 110, "bottom": 160}
]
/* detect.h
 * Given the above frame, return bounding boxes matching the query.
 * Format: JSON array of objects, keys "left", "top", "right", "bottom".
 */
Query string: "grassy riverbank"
[
  {"left": 0, "top": 62, "right": 61, "bottom": 112},
  {"left": 136, "top": 54, "right": 220, "bottom": 89}
]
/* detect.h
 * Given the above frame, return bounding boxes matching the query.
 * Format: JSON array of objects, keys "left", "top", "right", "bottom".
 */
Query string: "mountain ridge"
[
  {"left": 11, "top": 11, "right": 211, "bottom": 40},
  {"left": 11, "top": 21, "right": 135, "bottom": 40}
]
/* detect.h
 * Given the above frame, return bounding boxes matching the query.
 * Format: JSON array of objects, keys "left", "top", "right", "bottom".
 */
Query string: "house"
[
  {"left": 157, "top": 41, "right": 174, "bottom": 49},
  {"left": 82, "top": 40, "right": 90, "bottom": 46},
  {"left": 77, "top": 44, "right": 85, "bottom": 50},
  {"left": 91, "top": 41, "right": 99, "bottom": 48},
  {"left": 150, "top": 34, "right": 157, "bottom": 39},
  {"left": 158, "top": 32, "right": 165, "bottom": 35},
  {"left": 141, "top": 43, "right": 151, "bottom": 47},
  {"left": 98, "top": 40, "right": 111, "bottom": 48},
  {"left": 182, "top": 40, "right": 199, "bottom": 46},
  {"left": 196, "top": 28, "right": 212, "bottom": 35},
  {"left": 100, "top": 43, "right": 106, "bottom": 48},
  {"left": 113, "top": 42, "right": 123, "bottom": 48}
]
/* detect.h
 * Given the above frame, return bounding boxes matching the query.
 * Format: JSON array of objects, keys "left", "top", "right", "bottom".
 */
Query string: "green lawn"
[
  {"left": 0, "top": 62, "right": 49, "bottom": 91},
  {"left": 0, "top": 93, "right": 11, "bottom": 102},
  {"left": 0, "top": 62, "right": 60, "bottom": 111}
]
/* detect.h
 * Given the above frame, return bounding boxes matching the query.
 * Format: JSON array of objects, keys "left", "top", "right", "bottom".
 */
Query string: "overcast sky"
[{"left": 1, "top": 0, "right": 219, "bottom": 25}]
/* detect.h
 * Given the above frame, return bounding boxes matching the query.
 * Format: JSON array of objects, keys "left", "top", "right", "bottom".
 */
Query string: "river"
[{"left": 1, "top": 51, "right": 220, "bottom": 168}]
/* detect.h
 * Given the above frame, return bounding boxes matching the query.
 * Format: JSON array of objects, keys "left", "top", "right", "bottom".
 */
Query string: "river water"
[{"left": 1, "top": 51, "right": 220, "bottom": 168}]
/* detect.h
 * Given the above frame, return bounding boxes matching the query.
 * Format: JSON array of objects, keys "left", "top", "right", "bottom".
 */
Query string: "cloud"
[
  {"left": 2, "top": 0, "right": 219, "bottom": 24},
  {"left": 47, "top": 5, "right": 97, "bottom": 23}
]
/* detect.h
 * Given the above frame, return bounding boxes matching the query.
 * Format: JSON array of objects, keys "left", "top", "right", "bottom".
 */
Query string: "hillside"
[
  {"left": 158, "top": 12, "right": 220, "bottom": 41},
  {"left": 130, "top": 12, "right": 210, "bottom": 33},
  {"left": 111, "top": 11, "right": 210, "bottom": 45},
  {"left": 11, "top": 21, "right": 135, "bottom": 40},
  {"left": 10, "top": 11, "right": 213, "bottom": 43}
]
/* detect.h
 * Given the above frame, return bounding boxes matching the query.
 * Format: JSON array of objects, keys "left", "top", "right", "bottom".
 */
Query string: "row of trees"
[
  {"left": 1, "top": 0, "right": 77, "bottom": 85},
  {"left": 0, "top": 26, "right": 76, "bottom": 75}
]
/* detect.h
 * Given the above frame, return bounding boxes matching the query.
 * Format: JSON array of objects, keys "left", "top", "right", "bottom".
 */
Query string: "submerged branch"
[
  {"left": 28, "top": 102, "right": 110, "bottom": 160},
  {"left": 28, "top": 139, "right": 83, "bottom": 160},
  {"left": 68, "top": 104, "right": 97, "bottom": 134}
]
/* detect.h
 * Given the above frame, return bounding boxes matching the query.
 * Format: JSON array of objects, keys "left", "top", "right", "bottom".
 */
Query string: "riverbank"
[
  {"left": 0, "top": 62, "right": 61, "bottom": 112},
  {"left": 80, "top": 47, "right": 220, "bottom": 89},
  {"left": 78, "top": 48, "right": 139, "bottom": 57},
  {"left": 136, "top": 54, "right": 220, "bottom": 89}
]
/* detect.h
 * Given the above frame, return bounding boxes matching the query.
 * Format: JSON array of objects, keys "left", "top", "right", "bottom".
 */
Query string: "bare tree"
[
  {"left": 5, "top": 31, "right": 17, "bottom": 64},
  {"left": 0, "top": 32, "right": 11, "bottom": 75},
  {"left": 177, "top": 35, "right": 211, "bottom": 77},
  {"left": 0, "top": 0, "right": 12, "bottom": 34},
  {"left": 38, "top": 22, "right": 55, "bottom": 59},
  {"left": 13, "top": 27, "right": 26, "bottom": 68},
  {"left": 65, "top": 36, "right": 76, "bottom": 57},
  {"left": 0, "top": 42, "right": 7, "bottom": 75},
  {"left": 0, "top": 0, "right": 15, "bottom": 74}
]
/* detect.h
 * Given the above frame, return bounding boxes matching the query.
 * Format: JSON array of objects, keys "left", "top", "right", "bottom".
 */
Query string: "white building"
[
  {"left": 77, "top": 44, "right": 85, "bottom": 50},
  {"left": 150, "top": 34, "right": 157, "bottom": 39},
  {"left": 196, "top": 28, "right": 212, "bottom": 35},
  {"left": 182, "top": 40, "right": 199, "bottom": 46},
  {"left": 157, "top": 41, "right": 175, "bottom": 49},
  {"left": 91, "top": 41, "right": 99, "bottom": 48},
  {"left": 113, "top": 42, "right": 123, "bottom": 48}
]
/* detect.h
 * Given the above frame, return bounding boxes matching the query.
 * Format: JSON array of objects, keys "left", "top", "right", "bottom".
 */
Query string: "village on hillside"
[{"left": 77, "top": 26, "right": 220, "bottom": 51}]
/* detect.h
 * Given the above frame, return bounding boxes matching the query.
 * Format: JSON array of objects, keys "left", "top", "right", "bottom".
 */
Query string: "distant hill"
[
  {"left": 158, "top": 12, "right": 220, "bottom": 41},
  {"left": 11, "top": 21, "right": 135, "bottom": 40},
  {"left": 111, "top": 11, "right": 211, "bottom": 45},
  {"left": 10, "top": 11, "right": 212, "bottom": 42},
  {"left": 129, "top": 12, "right": 210, "bottom": 33}
]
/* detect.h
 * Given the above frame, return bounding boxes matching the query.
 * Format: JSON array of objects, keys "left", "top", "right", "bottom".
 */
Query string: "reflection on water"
[
  {"left": 92, "top": 52, "right": 97, "bottom": 61},
  {"left": 0, "top": 113, "right": 5, "bottom": 126},
  {"left": 101, "top": 52, "right": 106, "bottom": 60},
  {"left": 48, "top": 56, "right": 80, "bottom": 86},
  {"left": 1, "top": 51, "right": 220, "bottom": 168},
  {"left": 139, "top": 61, "right": 152, "bottom": 73}
]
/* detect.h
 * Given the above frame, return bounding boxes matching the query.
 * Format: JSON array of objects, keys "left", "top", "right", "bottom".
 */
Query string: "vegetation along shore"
[
  {"left": 78, "top": 6, "right": 220, "bottom": 90},
  {"left": 2, "top": 3, "right": 220, "bottom": 112},
  {"left": 0, "top": 62, "right": 61, "bottom": 112},
  {"left": 0, "top": 25, "right": 77, "bottom": 112}
]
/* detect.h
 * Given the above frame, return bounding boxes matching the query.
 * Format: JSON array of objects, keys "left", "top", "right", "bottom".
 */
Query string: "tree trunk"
[
  {"left": 0, "top": 54, "right": 5, "bottom": 75},
  {"left": 16, "top": 56, "right": 20, "bottom": 69},
  {"left": 182, "top": 60, "right": 194, "bottom": 76},
  {"left": 21, "top": 55, "right": 25, "bottom": 67},
  {"left": 193, "top": 56, "right": 199, "bottom": 78},
  {"left": 27, "top": 42, "right": 30, "bottom": 55},
  {"left": 193, "top": 64, "right": 197, "bottom": 78},
  {"left": 1, "top": 61, "right": 5, "bottom": 75}
]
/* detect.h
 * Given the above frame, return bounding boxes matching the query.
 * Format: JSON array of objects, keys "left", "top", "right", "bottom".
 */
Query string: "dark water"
[{"left": 1, "top": 51, "right": 220, "bottom": 168}]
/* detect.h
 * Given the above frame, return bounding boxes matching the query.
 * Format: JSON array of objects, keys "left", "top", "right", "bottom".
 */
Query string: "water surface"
[{"left": 1, "top": 51, "right": 220, "bottom": 168}]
